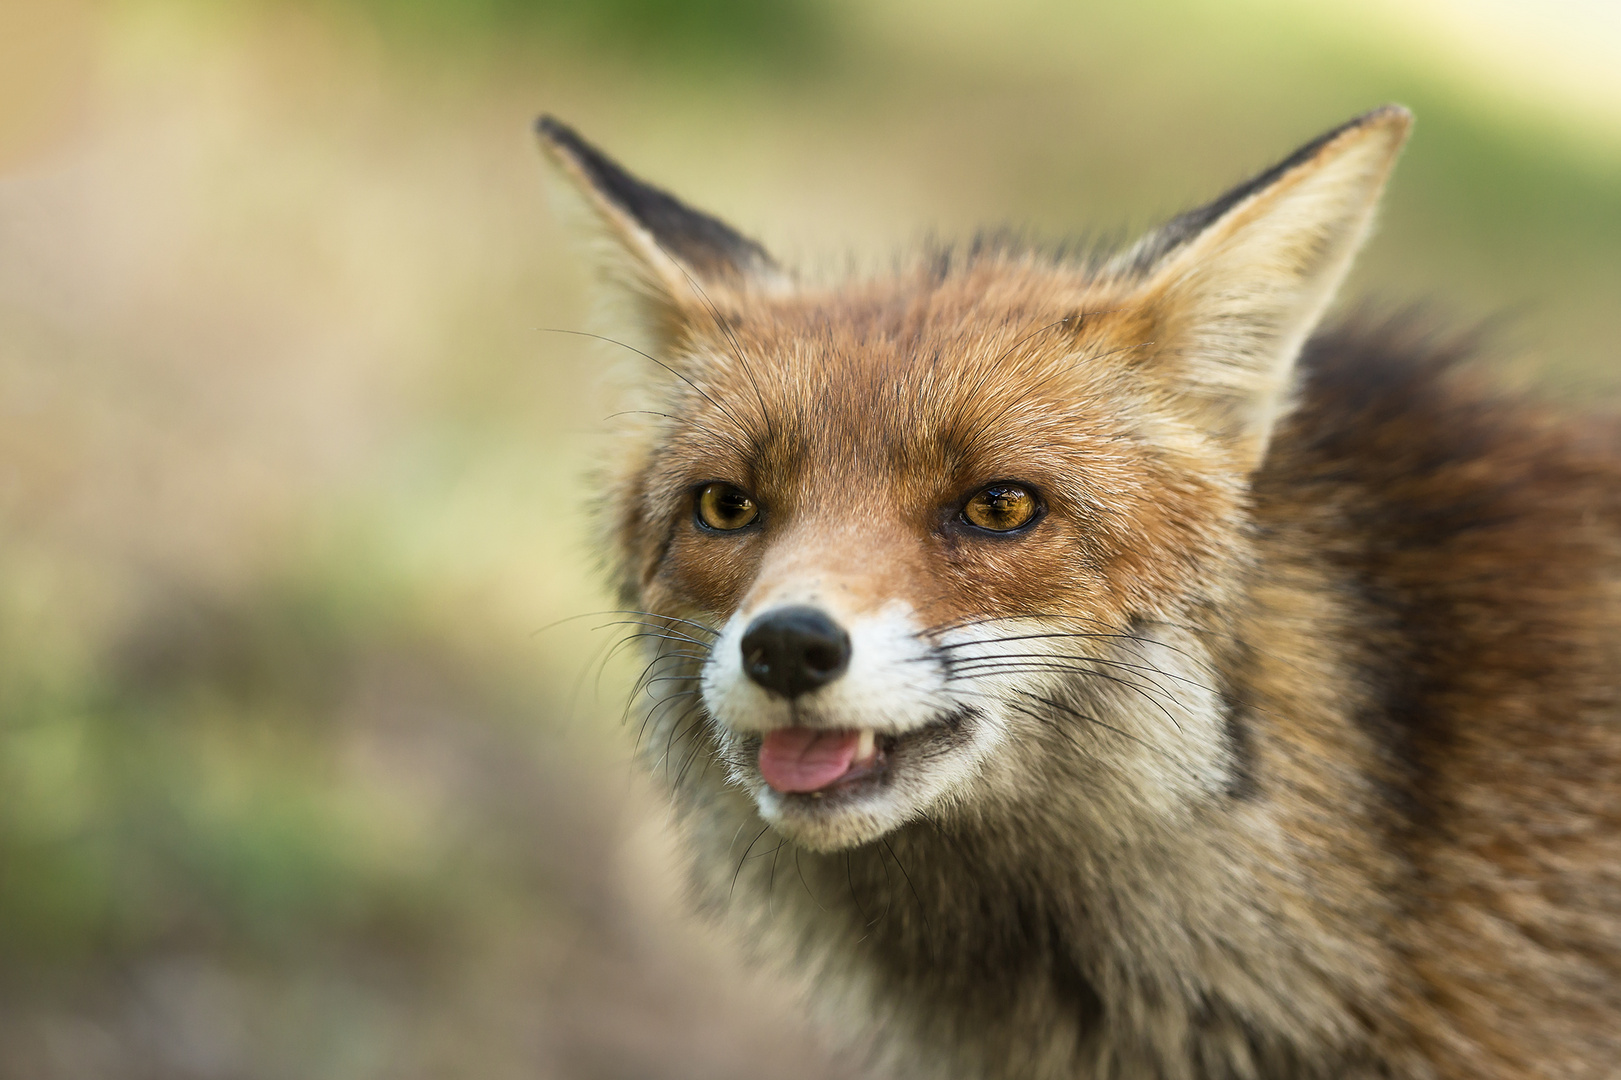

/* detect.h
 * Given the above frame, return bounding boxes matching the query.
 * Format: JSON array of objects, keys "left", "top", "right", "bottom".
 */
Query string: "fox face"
[
  {"left": 623, "top": 269, "right": 1249, "bottom": 853},
  {"left": 539, "top": 110, "right": 1410, "bottom": 853}
]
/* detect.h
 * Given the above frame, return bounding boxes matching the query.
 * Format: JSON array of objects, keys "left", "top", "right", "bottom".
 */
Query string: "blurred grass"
[
  {"left": 0, "top": 0, "right": 1617, "bottom": 1076},
  {"left": 328, "top": 0, "right": 835, "bottom": 65}
]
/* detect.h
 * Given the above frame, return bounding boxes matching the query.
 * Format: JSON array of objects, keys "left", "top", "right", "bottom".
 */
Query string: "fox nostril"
[
  {"left": 802, "top": 642, "right": 843, "bottom": 675},
  {"left": 740, "top": 606, "right": 851, "bottom": 700}
]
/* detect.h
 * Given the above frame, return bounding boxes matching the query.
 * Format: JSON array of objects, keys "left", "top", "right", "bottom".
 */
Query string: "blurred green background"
[{"left": 0, "top": 0, "right": 1616, "bottom": 1076}]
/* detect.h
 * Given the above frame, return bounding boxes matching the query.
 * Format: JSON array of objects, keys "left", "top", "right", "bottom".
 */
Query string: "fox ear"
[
  {"left": 1119, "top": 106, "right": 1412, "bottom": 471},
  {"left": 536, "top": 116, "right": 784, "bottom": 342}
]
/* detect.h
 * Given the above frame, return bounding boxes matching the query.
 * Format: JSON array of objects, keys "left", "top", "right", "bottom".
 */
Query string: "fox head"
[{"left": 540, "top": 109, "right": 1410, "bottom": 853}]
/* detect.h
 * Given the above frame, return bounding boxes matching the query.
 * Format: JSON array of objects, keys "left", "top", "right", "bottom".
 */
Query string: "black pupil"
[
  {"left": 984, "top": 488, "right": 1023, "bottom": 521},
  {"left": 708, "top": 486, "right": 752, "bottom": 526}
]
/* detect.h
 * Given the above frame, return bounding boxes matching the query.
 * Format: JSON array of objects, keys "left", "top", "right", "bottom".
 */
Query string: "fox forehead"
[
  {"left": 647, "top": 266, "right": 1174, "bottom": 494},
  {"left": 626, "top": 262, "right": 1238, "bottom": 624}
]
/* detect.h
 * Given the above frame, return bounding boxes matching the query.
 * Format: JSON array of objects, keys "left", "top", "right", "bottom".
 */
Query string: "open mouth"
[{"left": 754, "top": 709, "right": 974, "bottom": 801}]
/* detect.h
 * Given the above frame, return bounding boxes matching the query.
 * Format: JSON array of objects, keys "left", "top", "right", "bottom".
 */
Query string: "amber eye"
[
  {"left": 961, "top": 484, "right": 1039, "bottom": 533},
  {"left": 696, "top": 483, "right": 760, "bottom": 531}
]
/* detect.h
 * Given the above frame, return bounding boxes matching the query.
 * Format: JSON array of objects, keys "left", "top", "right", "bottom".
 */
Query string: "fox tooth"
[{"left": 856, "top": 729, "right": 875, "bottom": 762}]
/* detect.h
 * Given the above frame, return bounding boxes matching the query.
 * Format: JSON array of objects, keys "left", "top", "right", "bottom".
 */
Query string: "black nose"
[{"left": 740, "top": 606, "right": 851, "bottom": 699}]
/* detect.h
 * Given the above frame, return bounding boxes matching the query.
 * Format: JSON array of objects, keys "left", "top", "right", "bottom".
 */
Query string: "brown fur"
[{"left": 537, "top": 109, "right": 1621, "bottom": 1079}]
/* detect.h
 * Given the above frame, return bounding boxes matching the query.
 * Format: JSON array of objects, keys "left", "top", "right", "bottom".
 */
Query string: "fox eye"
[
  {"left": 696, "top": 483, "right": 760, "bottom": 531},
  {"left": 961, "top": 484, "right": 1039, "bottom": 533}
]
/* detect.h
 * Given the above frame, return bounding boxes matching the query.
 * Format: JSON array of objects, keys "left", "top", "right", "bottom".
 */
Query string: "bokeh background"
[{"left": 1, "top": 0, "right": 1617, "bottom": 1076}]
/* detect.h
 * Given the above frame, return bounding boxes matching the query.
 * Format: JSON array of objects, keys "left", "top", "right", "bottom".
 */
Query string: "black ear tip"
[
  {"left": 533, "top": 116, "right": 617, "bottom": 179},
  {"left": 534, "top": 115, "right": 587, "bottom": 155},
  {"left": 534, "top": 114, "right": 565, "bottom": 141}
]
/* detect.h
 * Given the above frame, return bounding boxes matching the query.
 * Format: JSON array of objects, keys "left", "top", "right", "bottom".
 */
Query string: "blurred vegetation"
[
  {"left": 330, "top": 0, "right": 835, "bottom": 64},
  {"left": 1, "top": 570, "right": 431, "bottom": 966},
  {"left": 0, "top": 0, "right": 1616, "bottom": 1076}
]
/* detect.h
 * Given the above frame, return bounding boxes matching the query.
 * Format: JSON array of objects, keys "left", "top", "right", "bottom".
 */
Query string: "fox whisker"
[
  {"left": 601, "top": 625, "right": 718, "bottom": 651},
  {"left": 657, "top": 704, "right": 711, "bottom": 779},
  {"left": 925, "top": 621, "right": 1222, "bottom": 674},
  {"left": 534, "top": 607, "right": 719, "bottom": 638},
  {"left": 946, "top": 663, "right": 1185, "bottom": 728},
  {"left": 634, "top": 690, "right": 701, "bottom": 754},
  {"left": 627, "top": 651, "right": 701, "bottom": 701},
  {"left": 939, "top": 650, "right": 1190, "bottom": 699},
  {"left": 673, "top": 724, "right": 721, "bottom": 791},
  {"left": 1010, "top": 689, "right": 1203, "bottom": 782},
  {"left": 731, "top": 824, "right": 773, "bottom": 902},
  {"left": 666, "top": 713, "right": 714, "bottom": 786}
]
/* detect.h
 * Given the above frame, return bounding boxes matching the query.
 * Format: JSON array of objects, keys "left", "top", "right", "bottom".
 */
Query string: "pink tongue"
[{"left": 759, "top": 728, "right": 862, "bottom": 793}]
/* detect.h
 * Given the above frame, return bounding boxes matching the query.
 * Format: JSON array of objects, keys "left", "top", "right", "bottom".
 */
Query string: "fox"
[{"left": 536, "top": 106, "right": 1621, "bottom": 1080}]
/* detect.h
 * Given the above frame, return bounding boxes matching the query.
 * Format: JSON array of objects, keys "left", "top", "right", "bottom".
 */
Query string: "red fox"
[{"left": 537, "top": 107, "right": 1621, "bottom": 1079}]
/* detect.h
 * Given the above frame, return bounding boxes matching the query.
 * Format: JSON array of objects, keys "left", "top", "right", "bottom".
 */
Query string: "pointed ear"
[
  {"left": 536, "top": 116, "right": 784, "bottom": 343},
  {"left": 1117, "top": 105, "right": 1412, "bottom": 471}
]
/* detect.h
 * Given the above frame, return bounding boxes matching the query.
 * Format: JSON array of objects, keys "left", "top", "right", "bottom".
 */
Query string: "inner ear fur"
[
  {"left": 536, "top": 116, "right": 785, "bottom": 348},
  {"left": 1119, "top": 105, "right": 1412, "bottom": 472}
]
